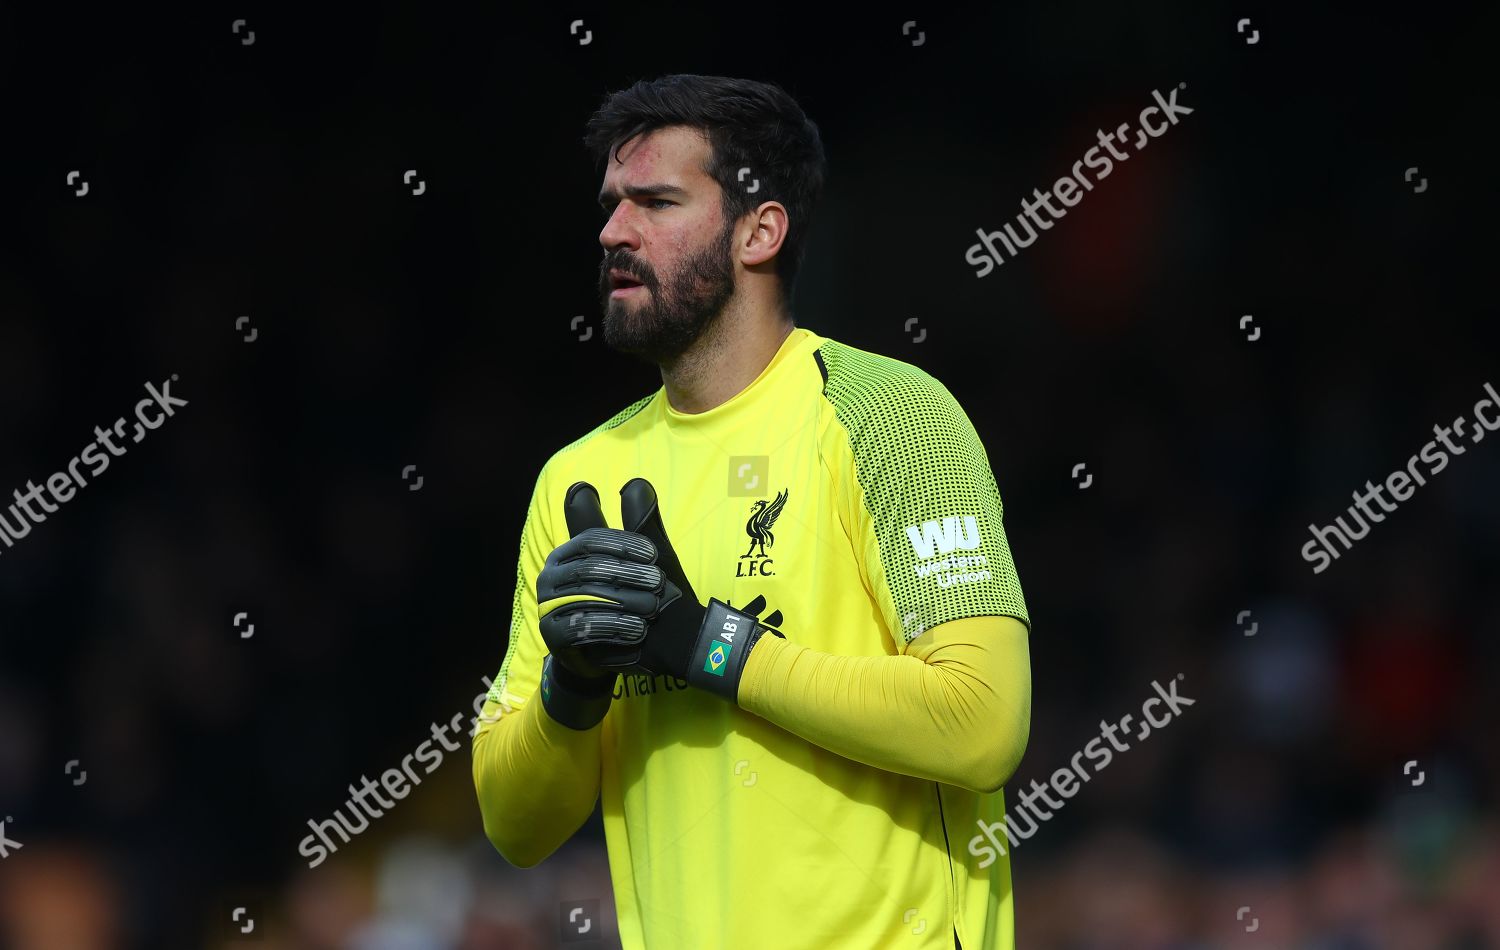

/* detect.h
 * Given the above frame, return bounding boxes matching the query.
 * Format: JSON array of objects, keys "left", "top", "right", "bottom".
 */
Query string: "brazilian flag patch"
[{"left": 704, "top": 639, "right": 733, "bottom": 676}]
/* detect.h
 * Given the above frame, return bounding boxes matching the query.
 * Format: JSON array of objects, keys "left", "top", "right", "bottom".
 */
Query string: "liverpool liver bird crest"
[{"left": 742, "top": 488, "right": 788, "bottom": 559}]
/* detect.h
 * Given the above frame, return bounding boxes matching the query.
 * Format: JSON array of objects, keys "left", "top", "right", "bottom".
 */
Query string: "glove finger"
[
  {"left": 620, "top": 477, "right": 696, "bottom": 603},
  {"left": 547, "top": 527, "right": 657, "bottom": 568},
  {"left": 575, "top": 640, "right": 647, "bottom": 671},
  {"left": 542, "top": 607, "right": 648, "bottom": 648},
  {"left": 564, "top": 481, "right": 608, "bottom": 537},
  {"left": 563, "top": 608, "right": 648, "bottom": 646},
  {"left": 562, "top": 556, "right": 663, "bottom": 594},
  {"left": 540, "top": 580, "right": 662, "bottom": 619},
  {"left": 738, "top": 594, "right": 767, "bottom": 615},
  {"left": 537, "top": 552, "right": 660, "bottom": 603},
  {"left": 618, "top": 477, "right": 659, "bottom": 536}
]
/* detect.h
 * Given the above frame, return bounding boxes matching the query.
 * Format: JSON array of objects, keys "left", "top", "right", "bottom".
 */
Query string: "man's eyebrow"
[{"left": 597, "top": 183, "right": 689, "bottom": 207}]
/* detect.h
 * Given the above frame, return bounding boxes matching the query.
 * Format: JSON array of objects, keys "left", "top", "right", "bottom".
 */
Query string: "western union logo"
[
  {"left": 704, "top": 639, "right": 732, "bottom": 676},
  {"left": 905, "top": 515, "right": 982, "bottom": 559}
]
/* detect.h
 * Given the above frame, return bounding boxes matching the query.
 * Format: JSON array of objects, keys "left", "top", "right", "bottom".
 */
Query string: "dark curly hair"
[{"left": 583, "top": 74, "right": 828, "bottom": 303}]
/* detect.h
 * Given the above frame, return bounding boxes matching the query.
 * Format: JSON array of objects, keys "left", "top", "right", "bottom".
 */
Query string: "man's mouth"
[{"left": 609, "top": 270, "right": 646, "bottom": 296}]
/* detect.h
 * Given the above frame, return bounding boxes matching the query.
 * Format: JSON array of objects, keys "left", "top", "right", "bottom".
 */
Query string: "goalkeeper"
[{"left": 473, "top": 73, "right": 1032, "bottom": 950}]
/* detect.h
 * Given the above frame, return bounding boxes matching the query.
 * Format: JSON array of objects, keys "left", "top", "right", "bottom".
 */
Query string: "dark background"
[{"left": 2, "top": 4, "right": 1495, "bottom": 948}]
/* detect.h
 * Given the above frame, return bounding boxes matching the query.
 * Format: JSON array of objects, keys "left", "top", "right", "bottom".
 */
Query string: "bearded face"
[{"left": 598, "top": 212, "right": 738, "bottom": 365}]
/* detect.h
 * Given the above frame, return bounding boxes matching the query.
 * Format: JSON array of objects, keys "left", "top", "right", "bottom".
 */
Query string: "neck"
[{"left": 660, "top": 299, "right": 794, "bottom": 414}]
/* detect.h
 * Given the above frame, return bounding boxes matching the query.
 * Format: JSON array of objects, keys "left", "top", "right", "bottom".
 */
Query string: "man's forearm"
[
  {"left": 736, "top": 615, "right": 1030, "bottom": 793},
  {"left": 472, "top": 690, "right": 603, "bottom": 867}
]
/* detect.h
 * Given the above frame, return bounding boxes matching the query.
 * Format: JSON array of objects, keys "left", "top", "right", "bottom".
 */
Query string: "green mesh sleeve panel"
[
  {"left": 817, "top": 340, "right": 1030, "bottom": 644},
  {"left": 487, "top": 530, "right": 533, "bottom": 705},
  {"left": 556, "top": 392, "right": 658, "bottom": 455},
  {"left": 488, "top": 391, "right": 659, "bottom": 703}
]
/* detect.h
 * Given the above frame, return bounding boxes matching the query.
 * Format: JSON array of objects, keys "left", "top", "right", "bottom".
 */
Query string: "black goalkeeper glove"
[
  {"left": 603, "top": 477, "right": 783, "bottom": 701},
  {"left": 534, "top": 481, "right": 662, "bottom": 729}
]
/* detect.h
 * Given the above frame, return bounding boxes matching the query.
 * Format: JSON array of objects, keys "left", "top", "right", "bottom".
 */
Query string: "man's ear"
[{"left": 740, "top": 201, "right": 789, "bottom": 269}]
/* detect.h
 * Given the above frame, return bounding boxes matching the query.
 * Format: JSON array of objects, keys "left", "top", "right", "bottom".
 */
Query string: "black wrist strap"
[
  {"left": 540, "top": 655, "right": 615, "bottom": 730},
  {"left": 687, "top": 598, "right": 772, "bottom": 702}
]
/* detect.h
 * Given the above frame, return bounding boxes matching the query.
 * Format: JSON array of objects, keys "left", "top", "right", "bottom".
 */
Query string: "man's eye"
[{"left": 599, "top": 199, "right": 672, "bottom": 216}]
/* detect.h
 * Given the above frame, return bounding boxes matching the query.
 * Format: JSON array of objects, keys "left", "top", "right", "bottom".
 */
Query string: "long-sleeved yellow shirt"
[{"left": 473, "top": 327, "right": 1032, "bottom": 949}]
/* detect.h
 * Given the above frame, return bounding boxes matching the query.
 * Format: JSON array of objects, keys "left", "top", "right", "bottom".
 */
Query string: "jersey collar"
[{"left": 659, "top": 326, "right": 820, "bottom": 431}]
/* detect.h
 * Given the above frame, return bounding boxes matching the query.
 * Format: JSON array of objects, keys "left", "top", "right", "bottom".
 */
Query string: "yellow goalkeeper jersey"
[{"left": 487, "top": 325, "right": 1030, "bottom": 949}]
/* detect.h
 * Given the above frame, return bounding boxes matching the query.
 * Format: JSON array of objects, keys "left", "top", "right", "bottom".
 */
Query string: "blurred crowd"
[{"left": 3, "top": 810, "right": 1497, "bottom": 947}]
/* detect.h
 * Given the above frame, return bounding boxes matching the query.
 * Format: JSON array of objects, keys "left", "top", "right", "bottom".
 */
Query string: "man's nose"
[{"left": 599, "top": 205, "right": 639, "bottom": 251}]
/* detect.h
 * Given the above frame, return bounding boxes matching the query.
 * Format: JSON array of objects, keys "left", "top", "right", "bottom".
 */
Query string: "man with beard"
[{"left": 473, "top": 74, "right": 1033, "bottom": 950}]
